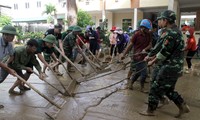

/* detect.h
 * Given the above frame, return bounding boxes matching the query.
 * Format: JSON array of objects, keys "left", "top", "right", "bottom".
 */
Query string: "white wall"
[{"left": 7, "top": 0, "right": 66, "bottom": 22}]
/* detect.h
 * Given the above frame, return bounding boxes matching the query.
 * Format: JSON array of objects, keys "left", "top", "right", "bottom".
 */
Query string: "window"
[
  {"left": 37, "top": 1, "right": 41, "bottom": 8},
  {"left": 25, "top": 2, "right": 30, "bottom": 8},
  {"left": 122, "top": 19, "right": 132, "bottom": 31},
  {"left": 14, "top": 4, "right": 18, "bottom": 10},
  {"left": 99, "top": 19, "right": 108, "bottom": 28}
]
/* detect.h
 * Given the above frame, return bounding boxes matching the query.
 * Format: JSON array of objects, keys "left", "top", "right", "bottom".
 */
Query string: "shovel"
[
  {"left": 76, "top": 37, "right": 111, "bottom": 73},
  {"left": 57, "top": 58, "right": 78, "bottom": 83},
  {"left": 54, "top": 45, "right": 88, "bottom": 77},
  {"left": 48, "top": 66, "right": 71, "bottom": 96},
  {"left": 15, "top": 73, "right": 62, "bottom": 109},
  {"left": 77, "top": 35, "right": 102, "bottom": 66},
  {"left": 33, "top": 71, "right": 70, "bottom": 96},
  {"left": 76, "top": 43, "right": 98, "bottom": 73}
]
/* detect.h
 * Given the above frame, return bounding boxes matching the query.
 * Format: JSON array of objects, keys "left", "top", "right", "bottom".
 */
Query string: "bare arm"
[
  {"left": 123, "top": 42, "right": 133, "bottom": 57},
  {"left": 59, "top": 39, "right": 65, "bottom": 54},
  {"left": 5, "top": 55, "right": 14, "bottom": 64},
  {"left": 0, "top": 62, "right": 16, "bottom": 76},
  {"left": 37, "top": 53, "right": 49, "bottom": 66},
  {"left": 51, "top": 52, "right": 59, "bottom": 62}
]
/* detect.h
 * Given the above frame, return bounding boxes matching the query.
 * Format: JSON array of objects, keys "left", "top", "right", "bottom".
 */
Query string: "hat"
[
  {"left": 114, "top": 29, "right": 123, "bottom": 34},
  {"left": 96, "top": 26, "right": 101, "bottom": 30},
  {"left": 73, "top": 26, "right": 82, "bottom": 32},
  {"left": 43, "top": 35, "right": 56, "bottom": 44},
  {"left": 67, "top": 26, "right": 75, "bottom": 31},
  {"left": 157, "top": 10, "right": 176, "bottom": 22},
  {"left": 86, "top": 25, "right": 92, "bottom": 31},
  {"left": 140, "top": 19, "right": 152, "bottom": 29},
  {"left": 110, "top": 26, "right": 116, "bottom": 31},
  {"left": 0, "top": 25, "right": 17, "bottom": 35}
]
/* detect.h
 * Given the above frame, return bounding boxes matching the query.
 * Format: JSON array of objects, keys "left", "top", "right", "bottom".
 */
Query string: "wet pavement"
[{"left": 0, "top": 57, "right": 200, "bottom": 120}]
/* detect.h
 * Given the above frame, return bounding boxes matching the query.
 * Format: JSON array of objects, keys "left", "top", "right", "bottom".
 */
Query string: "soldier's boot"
[
  {"left": 175, "top": 102, "right": 190, "bottom": 118},
  {"left": 139, "top": 106, "right": 155, "bottom": 116}
]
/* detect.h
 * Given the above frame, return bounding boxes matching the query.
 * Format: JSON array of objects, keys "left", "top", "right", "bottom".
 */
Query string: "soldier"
[
  {"left": 44, "top": 24, "right": 64, "bottom": 75},
  {"left": 61, "top": 26, "right": 75, "bottom": 40},
  {"left": 63, "top": 26, "right": 82, "bottom": 72},
  {"left": 35, "top": 35, "right": 58, "bottom": 76},
  {"left": 140, "top": 10, "right": 190, "bottom": 118},
  {"left": 122, "top": 19, "right": 152, "bottom": 92},
  {"left": 0, "top": 25, "right": 17, "bottom": 108},
  {"left": 8, "top": 39, "right": 44, "bottom": 95}
]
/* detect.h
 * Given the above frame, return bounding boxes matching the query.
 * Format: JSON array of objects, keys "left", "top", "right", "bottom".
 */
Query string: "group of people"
[
  {"left": 0, "top": 25, "right": 60, "bottom": 109},
  {"left": 0, "top": 23, "right": 107, "bottom": 96},
  {"left": 0, "top": 9, "right": 194, "bottom": 118},
  {"left": 120, "top": 10, "right": 191, "bottom": 117}
]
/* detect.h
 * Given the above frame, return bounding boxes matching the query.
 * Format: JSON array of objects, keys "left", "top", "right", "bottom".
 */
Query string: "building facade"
[{"left": 2, "top": 0, "right": 200, "bottom": 31}]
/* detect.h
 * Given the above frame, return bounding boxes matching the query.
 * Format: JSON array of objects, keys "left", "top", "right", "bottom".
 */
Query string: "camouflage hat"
[
  {"left": 157, "top": 10, "right": 176, "bottom": 22},
  {"left": 43, "top": 34, "right": 56, "bottom": 44},
  {"left": 67, "top": 26, "right": 75, "bottom": 31},
  {"left": 72, "top": 26, "right": 82, "bottom": 32},
  {"left": 0, "top": 25, "right": 17, "bottom": 35}
]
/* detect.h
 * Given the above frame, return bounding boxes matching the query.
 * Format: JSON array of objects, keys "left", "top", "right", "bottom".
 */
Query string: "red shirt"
[
  {"left": 131, "top": 31, "right": 151, "bottom": 61},
  {"left": 186, "top": 37, "right": 197, "bottom": 51}
]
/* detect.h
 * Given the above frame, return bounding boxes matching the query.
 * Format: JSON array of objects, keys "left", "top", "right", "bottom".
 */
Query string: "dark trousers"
[
  {"left": 148, "top": 66, "right": 184, "bottom": 111},
  {"left": 131, "top": 61, "right": 147, "bottom": 88},
  {"left": 110, "top": 44, "right": 117, "bottom": 56},
  {"left": 186, "top": 50, "right": 196, "bottom": 68},
  {"left": 90, "top": 41, "right": 98, "bottom": 55}
]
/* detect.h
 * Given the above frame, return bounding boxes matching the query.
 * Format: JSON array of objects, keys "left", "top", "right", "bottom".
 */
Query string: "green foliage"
[
  {"left": 23, "top": 32, "right": 44, "bottom": 39},
  {"left": 42, "top": 4, "right": 56, "bottom": 16},
  {"left": 42, "top": 3, "right": 57, "bottom": 24},
  {"left": 122, "top": 21, "right": 129, "bottom": 32},
  {"left": 47, "top": 16, "right": 54, "bottom": 23},
  {"left": 77, "top": 10, "right": 94, "bottom": 28},
  {"left": 16, "top": 31, "right": 43, "bottom": 44},
  {"left": 0, "top": 15, "right": 12, "bottom": 27},
  {"left": 103, "top": 32, "right": 110, "bottom": 47}
]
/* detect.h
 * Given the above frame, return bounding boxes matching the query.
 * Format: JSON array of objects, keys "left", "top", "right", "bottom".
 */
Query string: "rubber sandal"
[{"left": 9, "top": 90, "right": 23, "bottom": 95}]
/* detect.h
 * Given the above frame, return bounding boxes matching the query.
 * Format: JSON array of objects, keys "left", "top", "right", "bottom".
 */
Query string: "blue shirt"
[{"left": 0, "top": 36, "right": 14, "bottom": 61}]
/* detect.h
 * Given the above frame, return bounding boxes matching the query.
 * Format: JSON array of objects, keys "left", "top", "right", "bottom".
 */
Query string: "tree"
[
  {"left": 0, "top": 15, "right": 12, "bottom": 27},
  {"left": 42, "top": 4, "right": 57, "bottom": 24},
  {"left": 77, "top": 10, "right": 94, "bottom": 28},
  {"left": 66, "top": 0, "right": 77, "bottom": 26}
]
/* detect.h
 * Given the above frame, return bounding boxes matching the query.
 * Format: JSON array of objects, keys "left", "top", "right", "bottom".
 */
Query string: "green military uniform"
[
  {"left": 144, "top": 10, "right": 188, "bottom": 117},
  {"left": 63, "top": 32, "right": 76, "bottom": 61},
  {"left": 61, "top": 26, "right": 75, "bottom": 40},
  {"left": 36, "top": 39, "right": 54, "bottom": 63},
  {"left": 9, "top": 46, "right": 41, "bottom": 73},
  {"left": 63, "top": 26, "right": 81, "bottom": 61}
]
